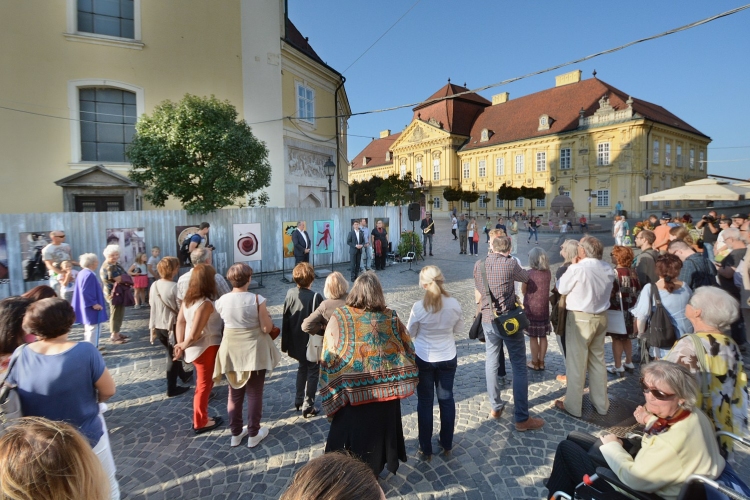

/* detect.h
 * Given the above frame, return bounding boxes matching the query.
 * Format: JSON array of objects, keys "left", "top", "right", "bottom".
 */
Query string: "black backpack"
[
  {"left": 179, "top": 234, "right": 195, "bottom": 266},
  {"left": 645, "top": 284, "right": 677, "bottom": 349}
]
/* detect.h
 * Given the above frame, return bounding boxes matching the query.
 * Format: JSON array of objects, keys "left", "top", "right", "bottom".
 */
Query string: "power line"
[{"left": 341, "top": 0, "right": 422, "bottom": 74}]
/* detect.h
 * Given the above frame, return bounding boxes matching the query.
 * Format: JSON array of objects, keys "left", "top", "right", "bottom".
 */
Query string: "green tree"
[
  {"left": 521, "top": 186, "right": 546, "bottom": 217},
  {"left": 460, "top": 190, "right": 480, "bottom": 216},
  {"left": 497, "top": 183, "right": 522, "bottom": 217},
  {"left": 442, "top": 186, "right": 463, "bottom": 211},
  {"left": 350, "top": 176, "right": 384, "bottom": 206},
  {"left": 127, "top": 94, "right": 271, "bottom": 214},
  {"left": 374, "top": 173, "right": 414, "bottom": 206}
]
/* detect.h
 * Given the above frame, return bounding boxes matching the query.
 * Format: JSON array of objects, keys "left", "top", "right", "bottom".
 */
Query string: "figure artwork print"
[
  {"left": 106, "top": 228, "right": 146, "bottom": 270},
  {"left": 282, "top": 221, "right": 298, "bottom": 259},
  {"left": 0, "top": 233, "right": 9, "bottom": 285},
  {"left": 233, "top": 223, "right": 262, "bottom": 263},
  {"left": 313, "top": 220, "right": 334, "bottom": 254},
  {"left": 20, "top": 231, "right": 51, "bottom": 282}
]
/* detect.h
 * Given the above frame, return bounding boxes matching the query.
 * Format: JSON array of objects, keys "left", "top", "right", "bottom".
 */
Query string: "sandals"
[
  {"left": 526, "top": 361, "right": 545, "bottom": 371},
  {"left": 110, "top": 335, "right": 129, "bottom": 344}
]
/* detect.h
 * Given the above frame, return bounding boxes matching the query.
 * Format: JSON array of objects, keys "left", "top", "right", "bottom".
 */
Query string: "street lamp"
[
  {"left": 483, "top": 191, "right": 488, "bottom": 218},
  {"left": 584, "top": 188, "right": 597, "bottom": 221},
  {"left": 323, "top": 158, "right": 336, "bottom": 208}
]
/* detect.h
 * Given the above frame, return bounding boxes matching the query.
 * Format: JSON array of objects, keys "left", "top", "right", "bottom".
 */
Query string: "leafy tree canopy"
[
  {"left": 127, "top": 94, "right": 271, "bottom": 214},
  {"left": 497, "top": 183, "right": 522, "bottom": 217},
  {"left": 349, "top": 175, "right": 384, "bottom": 206},
  {"left": 460, "top": 190, "right": 480, "bottom": 203},
  {"left": 374, "top": 172, "right": 414, "bottom": 206},
  {"left": 442, "top": 186, "right": 463, "bottom": 202}
]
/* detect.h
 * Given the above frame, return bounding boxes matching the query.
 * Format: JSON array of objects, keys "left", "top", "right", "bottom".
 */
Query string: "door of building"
[{"left": 74, "top": 196, "right": 125, "bottom": 212}]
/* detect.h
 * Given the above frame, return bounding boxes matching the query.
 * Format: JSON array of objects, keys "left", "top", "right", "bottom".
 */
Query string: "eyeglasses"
[{"left": 640, "top": 378, "right": 676, "bottom": 400}]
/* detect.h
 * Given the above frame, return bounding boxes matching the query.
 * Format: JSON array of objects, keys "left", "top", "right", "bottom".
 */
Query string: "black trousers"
[
  {"left": 295, "top": 359, "right": 319, "bottom": 411},
  {"left": 155, "top": 328, "right": 190, "bottom": 393},
  {"left": 373, "top": 252, "right": 387, "bottom": 270},
  {"left": 350, "top": 250, "right": 362, "bottom": 279},
  {"left": 546, "top": 432, "right": 614, "bottom": 497}
]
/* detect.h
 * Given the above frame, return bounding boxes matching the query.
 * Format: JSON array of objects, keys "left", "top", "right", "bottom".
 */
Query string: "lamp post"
[
  {"left": 483, "top": 191, "right": 488, "bottom": 218},
  {"left": 584, "top": 188, "right": 597, "bottom": 221},
  {"left": 323, "top": 158, "right": 336, "bottom": 208}
]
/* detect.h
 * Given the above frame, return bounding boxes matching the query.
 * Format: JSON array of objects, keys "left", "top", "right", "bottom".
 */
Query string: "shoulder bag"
[
  {"left": 111, "top": 269, "right": 135, "bottom": 307},
  {"left": 606, "top": 279, "right": 628, "bottom": 335},
  {"left": 645, "top": 284, "right": 677, "bottom": 349},
  {"left": 0, "top": 345, "right": 26, "bottom": 434},
  {"left": 481, "top": 258, "right": 529, "bottom": 335},
  {"left": 154, "top": 282, "right": 179, "bottom": 346},
  {"left": 257, "top": 294, "right": 281, "bottom": 341},
  {"left": 468, "top": 266, "right": 485, "bottom": 343},
  {"left": 306, "top": 293, "right": 324, "bottom": 362}
]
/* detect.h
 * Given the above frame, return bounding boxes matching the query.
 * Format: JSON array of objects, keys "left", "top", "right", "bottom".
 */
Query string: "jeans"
[
  {"left": 469, "top": 238, "right": 478, "bottom": 255},
  {"left": 360, "top": 245, "right": 372, "bottom": 269},
  {"left": 703, "top": 242, "right": 715, "bottom": 262},
  {"left": 482, "top": 322, "right": 528, "bottom": 422},
  {"left": 423, "top": 234, "right": 433, "bottom": 254},
  {"left": 415, "top": 355, "right": 457, "bottom": 455},
  {"left": 528, "top": 228, "right": 538, "bottom": 242},
  {"left": 228, "top": 370, "right": 266, "bottom": 437},
  {"left": 295, "top": 360, "right": 319, "bottom": 411}
]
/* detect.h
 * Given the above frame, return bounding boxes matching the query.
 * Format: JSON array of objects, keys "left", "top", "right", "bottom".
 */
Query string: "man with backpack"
[
  {"left": 668, "top": 240, "right": 716, "bottom": 290},
  {"left": 634, "top": 230, "right": 659, "bottom": 286},
  {"left": 179, "top": 222, "right": 211, "bottom": 267}
]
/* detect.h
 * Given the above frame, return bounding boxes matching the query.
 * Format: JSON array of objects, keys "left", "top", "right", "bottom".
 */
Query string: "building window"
[
  {"left": 462, "top": 161, "right": 470, "bottom": 179},
  {"left": 536, "top": 198, "right": 546, "bottom": 208},
  {"left": 536, "top": 152, "right": 546, "bottom": 172},
  {"left": 699, "top": 151, "right": 705, "bottom": 171},
  {"left": 676, "top": 145, "right": 682, "bottom": 167},
  {"left": 480, "top": 129, "right": 489, "bottom": 142},
  {"left": 515, "top": 197, "right": 524, "bottom": 208},
  {"left": 653, "top": 139, "right": 660, "bottom": 164},
  {"left": 597, "top": 142, "right": 610, "bottom": 166},
  {"left": 463, "top": 200, "right": 470, "bottom": 209},
  {"left": 478, "top": 195, "right": 487, "bottom": 208},
  {"left": 79, "top": 87, "right": 136, "bottom": 163},
  {"left": 433, "top": 158, "right": 440, "bottom": 181},
  {"left": 415, "top": 160, "right": 422, "bottom": 180},
  {"left": 689, "top": 148, "right": 695, "bottom": 169},
  {"left": 515, "top": 154, "right": 524, "bottom": 174},
  {"left": 478, "top": 159, "right": 486, "bottom": 178},
  {"left": 495, "top": 157, "right": 505, "bottom": 176},
  {"left": 400, "top": 164, "right": 406, "bottom": 179},
  {"left": 665, "top": 143, "right": 671, "bottom": 166},
  {"left": 433, "top": 197, "right": 441, "bottom": 209},
  {"left": 596, "top": 189, "right": 609, "bottom": 207},
  {"left": 296, "top": 83, "right": 315, "bottom": 123},
  {"left": 495, "top": 194, "right": 502, "bottom": 208},
  {"left": 385, "top": 151, "right": 391, "bottom": 161},
  {"left": 77, "top": 0, "right": 135, "bottom": 39},
  {"left": 560, "top": 148, "right": 571, "bottom": 170}
]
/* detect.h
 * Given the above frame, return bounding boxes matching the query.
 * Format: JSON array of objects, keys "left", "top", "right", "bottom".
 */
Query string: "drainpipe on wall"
[{"left": 334, "top": 75, "right": 346, "bottom": 207}]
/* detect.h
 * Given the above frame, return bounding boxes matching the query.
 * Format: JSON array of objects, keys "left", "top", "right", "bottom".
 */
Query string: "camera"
[
  {"left": 206, "top": 244, "right": 216, "bottom": 250},
  {"left": 702, "top": 215, "right": 715, "bottom": 223}
]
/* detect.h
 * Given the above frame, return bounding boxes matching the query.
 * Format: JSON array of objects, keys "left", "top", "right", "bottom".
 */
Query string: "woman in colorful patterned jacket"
[
  {"left": 319, "top": 272, "right": 418, "bottom": 475},
  {"left": 665, "top": 286, "right": 748, "bottom": 456}
]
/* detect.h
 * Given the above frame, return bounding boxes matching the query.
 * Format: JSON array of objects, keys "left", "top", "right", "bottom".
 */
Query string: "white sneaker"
[
  {"left": 230, "top": 426, "right": 248, "bottom": 447},
  {"left": 623, "top": 362, "right": 636, "bottom": 370},
  {"left": 248, "top": 427, "right": 269, "bottom": 448},
  {"left": 133, "top": 304, "right": 141, "bottom": 309},
  {"left": 607, "top": 365, "right": 625, "bottom": 374}
]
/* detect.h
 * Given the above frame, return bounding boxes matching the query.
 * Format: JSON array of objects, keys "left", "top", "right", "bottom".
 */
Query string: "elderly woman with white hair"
[
  {"left": 523, "top": 247, "right": 552, "bottom": 371},
  {"left": 71, "top": 253, "right": 108, "bottom": 349},
  {"left": 407, "top": 265, "right": 463, "bottom": 460},
  {"left": 99, "top": 245, "right": 129, "bottom": 344},
  {"left": 546, "top": 361, "right": 729, "bottom": 499},
  {"left": 666, "top": 286, "right": 748, "bottom": 456}
]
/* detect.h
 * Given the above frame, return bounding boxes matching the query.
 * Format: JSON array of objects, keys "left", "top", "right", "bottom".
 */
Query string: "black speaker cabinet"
[{"left": 408, "top": 203, "right": 421, "bottom": 222}]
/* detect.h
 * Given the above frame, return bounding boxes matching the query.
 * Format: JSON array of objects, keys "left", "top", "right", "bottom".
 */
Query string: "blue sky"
[{"left": 288, "top": 0, "right": 750, "bottom": 179}]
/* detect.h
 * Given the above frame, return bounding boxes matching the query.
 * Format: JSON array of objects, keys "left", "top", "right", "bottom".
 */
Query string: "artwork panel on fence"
[
  {"left": 282, "top": 221, "right": 297, "bottom": 259},
  {"left": 175, "top": 226, "right": 211, "bottom": 268},
  {"left": 106, "top": 228, "right": 146, "bottom": 270},
  {"left": 0, "top": 234, "right": 8, "bottom": 285},
  {"left": 20, "top": 232, "right": 51, "bottom": 282},
  {"left": 350, "top": 217, "right": 367, "bottom": 228},
  {"left": 233, "top": 223, "right": 262, "bottom": 262},
  {"left": 313, "top": 220, "right": 333, "bottom": 255}
]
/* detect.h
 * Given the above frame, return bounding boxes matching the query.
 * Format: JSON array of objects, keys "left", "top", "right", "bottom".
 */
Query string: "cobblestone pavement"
[{"left": 78, "top": 216, "right": 750, "bottom": 499}]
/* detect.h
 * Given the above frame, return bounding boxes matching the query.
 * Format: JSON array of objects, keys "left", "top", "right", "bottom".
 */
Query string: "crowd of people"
[{"left": 1, "top": 210, "right": 750, "bottom": 499}]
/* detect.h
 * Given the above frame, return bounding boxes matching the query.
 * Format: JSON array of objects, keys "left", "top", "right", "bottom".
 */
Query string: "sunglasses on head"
[{"left": 640, "top": 378, "right": 676, "bottom": 400}]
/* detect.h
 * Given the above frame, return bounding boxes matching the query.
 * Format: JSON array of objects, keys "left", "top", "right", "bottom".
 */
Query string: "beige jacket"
[{"left": 301, "top": 298, "right": 347, "bottom": 336}]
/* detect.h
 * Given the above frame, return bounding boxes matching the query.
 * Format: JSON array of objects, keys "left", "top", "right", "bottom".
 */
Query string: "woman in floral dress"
[
  {"left": 606, "top": 246, "right": 641, "bottom": 374},
  {"left": 523, "top": 247, "right": 552, "bottom": 370}
]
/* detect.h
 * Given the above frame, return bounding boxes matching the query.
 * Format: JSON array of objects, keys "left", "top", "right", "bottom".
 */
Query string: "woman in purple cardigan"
[{"left": 71, "top": 253, "right": 108, "bottom": 350}]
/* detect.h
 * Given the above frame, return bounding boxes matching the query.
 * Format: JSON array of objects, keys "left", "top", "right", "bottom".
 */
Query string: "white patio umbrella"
[{"left": 639, "top": 178, "right": 750, "bottom": 202}]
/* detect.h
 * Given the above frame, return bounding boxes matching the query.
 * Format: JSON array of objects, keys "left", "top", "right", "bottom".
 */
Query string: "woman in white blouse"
[{"left": 407, "top": 265, "right": 463, "bottom": 461}]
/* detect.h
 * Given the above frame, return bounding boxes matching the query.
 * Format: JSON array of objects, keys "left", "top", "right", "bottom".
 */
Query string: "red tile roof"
[
  {"left": 462, "top": 78, "right": 708, "bottom": 152},
  {"left": 350, "top": 133, "right": 401, "bottom": 171},
  {"left": 412, "top": 83, "right": 491, "bottom": 136}
]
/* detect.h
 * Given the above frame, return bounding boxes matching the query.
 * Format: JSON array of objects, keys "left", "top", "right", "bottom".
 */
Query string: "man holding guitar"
[{"left": 420, "top": 212, "right": 435, "bottom": 257}]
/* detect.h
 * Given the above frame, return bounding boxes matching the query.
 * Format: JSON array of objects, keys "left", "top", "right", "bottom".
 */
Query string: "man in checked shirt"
[{"left": 474, "top": 235, "right": 545, "bottom": 432}]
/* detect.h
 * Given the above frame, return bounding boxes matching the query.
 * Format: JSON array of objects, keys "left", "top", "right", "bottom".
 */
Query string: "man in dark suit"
[
  {"left": 292, "top": 221, "right": 311, "bottom": 264},
  {"left": 347, "top": 220, "right": 365, "bottom": 281},
  {"left": 420, "top": 212, "right": 435, "bottom": 256}
]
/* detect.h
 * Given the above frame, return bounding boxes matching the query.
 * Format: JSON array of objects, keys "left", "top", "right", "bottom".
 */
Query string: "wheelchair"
[{"left": 551, "top": 431, "right": 750, "bottom": 500}]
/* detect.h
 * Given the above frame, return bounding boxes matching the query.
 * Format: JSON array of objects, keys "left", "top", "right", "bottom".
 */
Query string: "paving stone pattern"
[{"left": 80, "top": 217, "right": 750, "bottom": 499}]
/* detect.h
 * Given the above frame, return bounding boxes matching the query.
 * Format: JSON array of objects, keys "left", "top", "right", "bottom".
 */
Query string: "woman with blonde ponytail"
[{"left": 406, "top": 266, "right": 463, "bottom": 461}]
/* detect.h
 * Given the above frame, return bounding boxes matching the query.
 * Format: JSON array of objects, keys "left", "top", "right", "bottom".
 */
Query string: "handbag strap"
[
  {"left": 687, "top": 334, "right": 712, "bottom": 404},
  {"left": 479, "top": 260, "right": 498, "bottom": 318},
  {"left": 154, "top": 281, "right": 178, "bottom": 316}
]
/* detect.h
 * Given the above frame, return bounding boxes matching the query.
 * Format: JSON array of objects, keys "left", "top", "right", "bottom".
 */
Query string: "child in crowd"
[
  {"left": 128, "top": 253, "right": 149, "bottom": 309},
  {"left": 147, "top": 246, "right": 161, "bottom": 287},
  {"left": 57, "top": 260, "right": 78, "bottom": 303}
]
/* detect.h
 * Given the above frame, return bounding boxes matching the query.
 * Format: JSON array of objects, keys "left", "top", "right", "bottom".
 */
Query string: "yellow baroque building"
[
  {"left": 350, "top": 70, "right": 710, "bottom": 220},
  {"left": 0, "top": 0, "right": 349, "bottom": 213}
]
